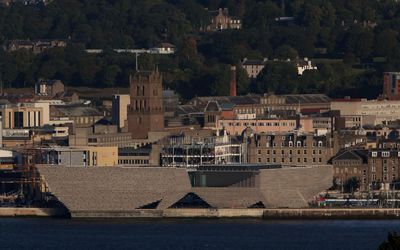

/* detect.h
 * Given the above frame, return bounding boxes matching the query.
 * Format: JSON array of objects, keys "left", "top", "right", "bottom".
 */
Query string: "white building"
[{"left": 331, "top": 98, "right": 400, "bottom": 127}]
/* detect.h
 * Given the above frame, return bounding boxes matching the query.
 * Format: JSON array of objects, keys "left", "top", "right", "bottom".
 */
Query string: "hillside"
[{"left": 0, "top": 0, "right": 398, "bottom": 99}]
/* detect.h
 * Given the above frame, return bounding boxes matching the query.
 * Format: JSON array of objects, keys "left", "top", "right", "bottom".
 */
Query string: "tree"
[
  {"left": 375, "top": 29, "right": 398, "bottom": 57},
  {"left": 255, "top": 62, "right": 299, "bottom": 94},
  {"left": 236, "top": 66, "right": 250, "bottom": 95},
  {"left": 275, "top": 45, "right": 299, "bottom": 60},
  {"left": 343, "top": 177, "right": 360, "bottom": 193}
]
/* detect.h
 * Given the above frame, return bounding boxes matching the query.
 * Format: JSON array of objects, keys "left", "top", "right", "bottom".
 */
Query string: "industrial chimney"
[{"left": 230, "top": 65, "right": 237, "bottom": 97}]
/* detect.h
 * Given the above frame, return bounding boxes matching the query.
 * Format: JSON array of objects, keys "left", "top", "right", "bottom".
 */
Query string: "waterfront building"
[
  {"left": 161, "top": 133, "right": 244, "bottom": 169},
  {"left": 246, "top": 131, "right": 333, "bottom": 165},
  {"left": 37, "top": 146, "right": 118, "bottom": 167},
  {"left": 118, "top": 145, "right": 160, "bottom": 166},
  {"left": 37, "top": 163, "right": 332, "bottom": 217},
  {"left": 331, "top": 149, "right": 369, "bottom": 191}
]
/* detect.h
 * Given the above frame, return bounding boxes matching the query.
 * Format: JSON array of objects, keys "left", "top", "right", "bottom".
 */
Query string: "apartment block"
[{"left": 247, "top": 132, "right": 332, "bottom": 165}]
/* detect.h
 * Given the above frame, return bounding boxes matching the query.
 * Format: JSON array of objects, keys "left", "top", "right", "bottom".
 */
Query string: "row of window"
[
  {"left": 258, "top": 157, "right": 323, "bottom": 163},
  {"left": 259, "top": 149, "right": 323, "bottom": 155},
  {"left": 371, "top": 174, "right": 397, "bottom": 182},
  {"left": 220, "top": 122, "right": 296, "bottom": 127},
  {"left": 118, "top": 159, "right": 149, "bottom": 165},
  {"left": 371, "top": 151, "right": 400, "bottom": 158},
  {"left": 88, "top": 136, "right": 131, "bottom": 143},
  {"left": 370, "top": 165, "right": 397, "bottom": 173},
  {"left": 259, "top": 141, "right": 324, "bottom": 148}
]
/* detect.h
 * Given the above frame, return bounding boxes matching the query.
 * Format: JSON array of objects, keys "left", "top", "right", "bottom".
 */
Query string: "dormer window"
[
  {"left": 382, "top": 151, "right": 390, "bottom": 158},
  {"left": 297, "top": 141, "right": 301, "bottom": 147}
]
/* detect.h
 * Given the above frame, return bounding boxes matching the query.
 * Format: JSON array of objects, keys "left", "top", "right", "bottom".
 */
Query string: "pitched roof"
[
  {"left": 53, "top": 105, "right": 102, "bottom": 117},
  {"left": 284, "top": 94, "right": 331, "bottom": 104},
  {"left": 331, "top": 149, "right": 368, "bottom": 164}
]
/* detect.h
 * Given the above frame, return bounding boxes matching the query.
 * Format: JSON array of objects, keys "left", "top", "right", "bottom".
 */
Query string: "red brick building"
[{"left": 127, "top": 69, "right": 165, "bottom": 139}]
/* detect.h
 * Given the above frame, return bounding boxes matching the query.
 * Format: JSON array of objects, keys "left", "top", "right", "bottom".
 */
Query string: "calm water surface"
[{"left": 0, "top": 218, "right": 399, "bottom": 249}]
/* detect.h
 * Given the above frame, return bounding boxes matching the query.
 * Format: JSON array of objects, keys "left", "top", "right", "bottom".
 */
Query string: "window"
[
  {"left": 257, "top": 150, "right": 261, "bottom": 155},
  {"left": 304, "top": 158, "right": 307, "bottom": 163},
  {"left": 382, "top": 151, "right": 390, "bottom": 158},
  {"left": 372, "top": 151, "right": 378, "bottom": 157}
]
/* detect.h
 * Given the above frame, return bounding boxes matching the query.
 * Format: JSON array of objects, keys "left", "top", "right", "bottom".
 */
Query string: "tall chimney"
[{"left": 230, "top": 65, "right": 237, "bottom": 97}]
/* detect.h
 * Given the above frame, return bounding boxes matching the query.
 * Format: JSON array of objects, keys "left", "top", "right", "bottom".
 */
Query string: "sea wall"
[
  {"left": 70, "top": 208, "right": 400, "bottom": 219},
  {"left": 262, "top": 208, "right": 400, "bottom": 219},
  {"left": 4, "top": 207, "right": 400, "bottom": 219},
  {"left": 0, "top": 207, "right": 66, "bottom": 217}
]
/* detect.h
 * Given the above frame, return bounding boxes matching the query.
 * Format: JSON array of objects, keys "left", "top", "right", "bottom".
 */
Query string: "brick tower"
[
  {"left": 127, "top": 68, "right": 164, "bottom": 139},
  {"left": 230, "top": 65, "right": 237, "bottom": 97}
]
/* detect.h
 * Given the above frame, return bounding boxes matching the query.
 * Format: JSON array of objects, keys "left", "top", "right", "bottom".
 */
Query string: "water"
[{"left": 0, "top": 218, "right": 398, "bottom": 249}]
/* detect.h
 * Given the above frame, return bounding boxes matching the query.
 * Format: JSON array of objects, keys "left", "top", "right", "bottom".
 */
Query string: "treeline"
[{"left": 0, "top": 0, "right": 399, "bottom": 99}]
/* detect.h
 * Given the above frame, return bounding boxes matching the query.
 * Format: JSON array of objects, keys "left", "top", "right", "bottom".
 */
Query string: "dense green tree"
[
  {"left": 255, "top": 62, "right": 298, "bottom": 94},
  {"left": 0, "top": 0, "right": 398, "bottom": 100}
]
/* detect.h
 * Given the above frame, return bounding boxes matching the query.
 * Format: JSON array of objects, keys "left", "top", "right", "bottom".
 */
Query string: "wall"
[{"left": 259, "top": 166, "right": 333, "bottom": 208}]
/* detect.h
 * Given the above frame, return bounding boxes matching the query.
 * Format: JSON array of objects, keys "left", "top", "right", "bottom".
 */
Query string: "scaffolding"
[{"left": 161, "top": 135, "right": 243, "bottom": 170}]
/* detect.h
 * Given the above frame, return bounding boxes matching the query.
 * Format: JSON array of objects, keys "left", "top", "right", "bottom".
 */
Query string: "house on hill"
[{"left": 204, "top": 8, "right": 242, "bottom": 32}]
